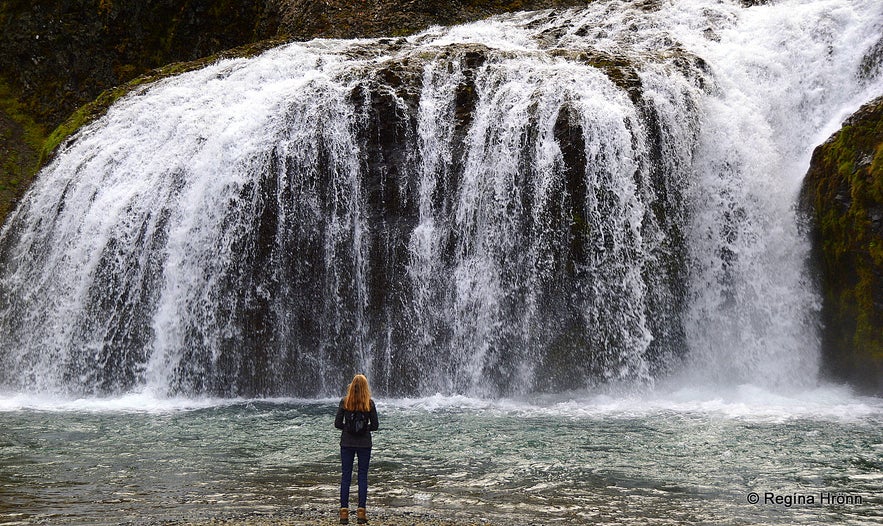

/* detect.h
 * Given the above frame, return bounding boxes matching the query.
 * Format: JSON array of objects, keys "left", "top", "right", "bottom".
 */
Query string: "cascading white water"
[
  {"left": 0, "top": 0, "right": 880, "bottom": 398},
  {"left": 671, "top": 0, "right": 883, "bottom": 387}
]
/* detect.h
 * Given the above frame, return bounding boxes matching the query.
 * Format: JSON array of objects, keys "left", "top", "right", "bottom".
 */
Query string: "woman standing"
[{"left": 334, "top": 374, "right": 379, "bottom": 524}]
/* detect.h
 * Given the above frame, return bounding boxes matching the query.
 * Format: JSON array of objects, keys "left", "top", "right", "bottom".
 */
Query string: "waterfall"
[{"left": 0, "top": 0, "right": 880, "bottom": 398}]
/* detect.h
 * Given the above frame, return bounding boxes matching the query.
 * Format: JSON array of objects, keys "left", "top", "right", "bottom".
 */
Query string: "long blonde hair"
[{"left": 343, "top": 374, "right": 372, "bottom": 412}]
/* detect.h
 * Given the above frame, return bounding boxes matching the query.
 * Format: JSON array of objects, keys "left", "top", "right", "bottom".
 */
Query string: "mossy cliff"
[
  {"left": 0, "top": 80, "right": 44, "bottom": 224},
  {"left": 801, "top": 96, "right": 883, "bottom": 394}
]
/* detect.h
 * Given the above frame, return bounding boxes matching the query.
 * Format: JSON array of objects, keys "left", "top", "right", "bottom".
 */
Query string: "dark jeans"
[{"left": 340, "top": 446, "right": 371, "bottom": 509}]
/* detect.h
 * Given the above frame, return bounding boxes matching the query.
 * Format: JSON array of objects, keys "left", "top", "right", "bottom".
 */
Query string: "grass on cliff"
[{"left": 0, "top": 78, "right": 46, "bottom": 222}]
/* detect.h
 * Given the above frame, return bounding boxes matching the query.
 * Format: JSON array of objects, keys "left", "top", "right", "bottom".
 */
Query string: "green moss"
[
  {"left": 547, "top": 48, "right": 705, "bottom": 101},
  {"left": 803, "top": 96, "right": 883, "bottom": 391},
  {"left": 854, "top": 264, "right": 883, "bottom": 358},
  {"left": 0, "top": 77, "right": 45, "bottom": 224},
  {"left": 390, "top": 26, "right": 421, "bottom": 37},
  {"left": 0, "top": 80, "right": 45, "bottom": 152},
  {"left": 40, "top": 85, "right": 123, "bottom": 164},
  {"left": 871, "top": 143, "right": 883, "bottom": 201}
]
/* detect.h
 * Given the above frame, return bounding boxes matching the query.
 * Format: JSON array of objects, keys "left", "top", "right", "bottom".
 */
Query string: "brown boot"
[
  {"left": 356, "top": 507, "right": 368, "bottom": 524},
  {"left": 339, "top": 508, "right": 349, "bottom": 524}
]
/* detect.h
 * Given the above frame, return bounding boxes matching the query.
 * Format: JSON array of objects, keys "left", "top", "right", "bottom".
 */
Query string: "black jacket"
[{"left": 335, "top": 399, "right": 379, "bottom": 448}]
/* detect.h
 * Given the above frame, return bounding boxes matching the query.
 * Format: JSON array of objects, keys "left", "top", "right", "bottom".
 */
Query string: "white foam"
[
  {"left": 0, "top": 391, "right": 233, "bottom": 413},
  {"left": 379, "top": 383, "right": 883, "bottom": 422},
  {"left": 2, "top": 383, "right": 879, "bottom": 422}
]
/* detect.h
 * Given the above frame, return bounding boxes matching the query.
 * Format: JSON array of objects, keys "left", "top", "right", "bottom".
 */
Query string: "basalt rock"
[
  {"left": 800, "top": 96, "right": 883, "bottom": 394},
  {"left": 278, "top": 1, "right": 597, "bottom": 41}
]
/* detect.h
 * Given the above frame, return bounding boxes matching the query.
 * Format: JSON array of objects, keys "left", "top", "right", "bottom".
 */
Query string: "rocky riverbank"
[{"left": 146, "top": 507, "right": 505, "bottom": 526}]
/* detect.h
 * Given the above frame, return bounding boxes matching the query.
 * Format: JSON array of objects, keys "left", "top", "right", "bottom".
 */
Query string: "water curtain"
[{"left": 1, "top": 0, "right": 880, "bottom": 397}]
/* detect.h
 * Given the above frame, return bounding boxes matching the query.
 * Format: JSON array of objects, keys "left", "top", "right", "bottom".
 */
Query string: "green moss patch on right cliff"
[{"left": 801, "top": 96, "right": 883, "bottom": 394}]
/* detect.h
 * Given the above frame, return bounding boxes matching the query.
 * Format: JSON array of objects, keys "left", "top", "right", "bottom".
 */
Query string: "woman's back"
[{"left": 335, "top": 398, "right": 378, "bottom": 448}]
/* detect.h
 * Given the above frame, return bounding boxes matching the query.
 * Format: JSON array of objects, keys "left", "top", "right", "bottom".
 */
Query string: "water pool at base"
[{"left": 1, "top": 386, "right": 881, "bottom": 525}]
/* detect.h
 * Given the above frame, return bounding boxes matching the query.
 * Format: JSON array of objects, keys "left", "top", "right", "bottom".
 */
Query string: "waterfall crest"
[{"left": 1, "top": 0, "right": 881, "bottom": 397}]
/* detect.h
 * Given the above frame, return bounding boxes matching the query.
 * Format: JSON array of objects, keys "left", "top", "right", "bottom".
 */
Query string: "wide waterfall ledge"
[{"left": 1, "top": 0, "right": 882, "bottom": 399}]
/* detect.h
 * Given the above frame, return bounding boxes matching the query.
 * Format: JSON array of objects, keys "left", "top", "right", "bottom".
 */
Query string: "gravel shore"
[{"left": 150, "top": 508, "right": 501, "bottom": 526}]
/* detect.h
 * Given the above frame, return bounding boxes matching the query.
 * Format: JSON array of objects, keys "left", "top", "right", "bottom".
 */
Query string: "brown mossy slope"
[{"left": 801, "top": 96, "right": 883, "bottom": 394}]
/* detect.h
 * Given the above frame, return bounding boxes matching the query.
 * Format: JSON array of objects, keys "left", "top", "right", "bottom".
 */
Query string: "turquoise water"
[{"left": 1, "top": 386, "right": 881, "bottom": 525}]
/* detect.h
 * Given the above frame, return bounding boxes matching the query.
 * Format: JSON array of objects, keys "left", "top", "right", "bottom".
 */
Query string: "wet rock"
[{"left": 800, "top": 96, "right": 883, "bottom": 395}]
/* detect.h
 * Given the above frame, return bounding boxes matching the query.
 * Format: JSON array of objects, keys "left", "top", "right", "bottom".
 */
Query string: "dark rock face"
[
  {"left": 279, "top": 0, "right": 594, "bottom": 41},
  {"left": 800, "top": 96, "right": 883, "bottom": 394},
  {"left": 0, "top": 0, "right": 283, "bottom": 130}
]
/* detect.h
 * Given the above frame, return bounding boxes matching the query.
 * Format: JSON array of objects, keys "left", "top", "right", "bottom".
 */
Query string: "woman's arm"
[
  {"left": 334, "top": 400, "right": 345, "bottom": 430},
  {"left": 369, "top": 400, "right": 379, "bottom": 432}
]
